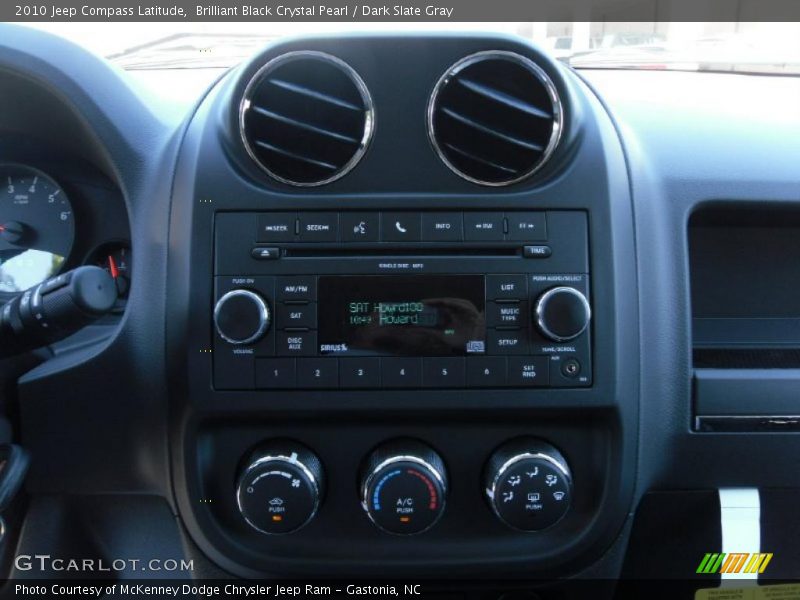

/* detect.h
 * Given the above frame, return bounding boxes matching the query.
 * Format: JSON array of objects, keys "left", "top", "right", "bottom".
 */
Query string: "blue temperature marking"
[{"left": 372, "top": 469, "right": 401, "bottom": 511}]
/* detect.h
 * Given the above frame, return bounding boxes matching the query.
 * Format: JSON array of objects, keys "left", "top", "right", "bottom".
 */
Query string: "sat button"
[{"left": 276, "top": 303, "right": 317, "bottom": 329}]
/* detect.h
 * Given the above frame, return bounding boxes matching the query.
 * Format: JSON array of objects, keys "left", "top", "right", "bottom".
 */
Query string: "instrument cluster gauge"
[
  {"left": 0, "top": 164, "right": 74, "bottom": 298},
  {"left": 87, "top": 242, "right": 131, "bottom": 311}
]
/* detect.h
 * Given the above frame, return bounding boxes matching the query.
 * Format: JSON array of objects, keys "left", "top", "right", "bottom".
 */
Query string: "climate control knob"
[
  {"left": 484, "top": 438, "right": 572, "bottom": 531},
  {"left": 214, "top": 289, "right": 270, "bottom": 344},
  {"left": 236, "top": 441, "right": 324, "bottom": 535},
  {"left": 360, "top": 440, "right": 447, "bottom": 535},
  {"left": 534, "top": 286, "right": 591, "bottom": 342}
]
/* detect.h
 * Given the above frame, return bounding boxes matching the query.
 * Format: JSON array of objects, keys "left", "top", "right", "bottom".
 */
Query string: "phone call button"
[{"left": 381, "top": 213, "right": 421, "bottom": 242}]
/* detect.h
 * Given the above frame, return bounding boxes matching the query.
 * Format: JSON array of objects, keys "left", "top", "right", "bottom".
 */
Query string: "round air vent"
[
  {"left": 239, "top": 51, "right": 374, "bottom": 186},
  {"left": 428, "top": 51, "right": 563, "bottom": 186}
]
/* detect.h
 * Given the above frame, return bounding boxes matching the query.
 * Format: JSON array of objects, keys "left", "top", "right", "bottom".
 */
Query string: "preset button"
[
  {"left": 296, "top": 358, "right": 339, "bottom": 388},
  {"left": 381, "top": 357, "right": 423, "bottom": 387},
  {"left": 339, "top": 357, "right": 380, "bottom": 388},
  {"left": 466, "top": 357, "right": 507, "bottom": 387},
  {"left": 255, "top": 358, "right": 296, "bottom": 389},
  {"left": 423, "top": 357, "right": 466, "bottom": 387}
]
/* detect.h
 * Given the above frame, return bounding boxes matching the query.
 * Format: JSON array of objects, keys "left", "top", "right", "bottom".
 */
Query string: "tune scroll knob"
[
  {"left": 534, "top": 286, "right": 591, "bottom": 342},
  {"left": 484, "top": 438, "right": 573, "bottom": 532},
  {"left": 236, "top": 441, "right": 324, "bottom": 535},
  {"left": 214, "top": 289, "right": 270, "bottom": 345},
  {"left": 360, "top": 440, "right": 447, "bottom": 535}
]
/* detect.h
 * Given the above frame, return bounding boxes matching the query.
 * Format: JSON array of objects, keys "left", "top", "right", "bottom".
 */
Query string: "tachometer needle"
[
  {"left": 0, "top": 221, "right": 25, "bottom": 244},
  {"left": 107, "top": 255, "right": 120, "bottom": 279}
]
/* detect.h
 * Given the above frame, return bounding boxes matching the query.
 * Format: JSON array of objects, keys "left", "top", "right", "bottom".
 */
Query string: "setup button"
[{"left": 488, "top": 329, "right": 528, "bottom": 355}]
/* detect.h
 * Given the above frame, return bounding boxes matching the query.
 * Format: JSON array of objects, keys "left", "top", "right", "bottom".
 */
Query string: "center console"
[{"left": 167, "top": 33, "right": 639, "bottom": 580}]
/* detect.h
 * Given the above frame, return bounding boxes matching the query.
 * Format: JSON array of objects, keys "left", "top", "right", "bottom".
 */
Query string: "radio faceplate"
[{"left": 213, "top": 210, "right": 591, "bottom": 390}]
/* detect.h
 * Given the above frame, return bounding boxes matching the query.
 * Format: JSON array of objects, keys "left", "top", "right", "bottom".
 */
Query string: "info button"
[{"left": 422, "top": 212, "right": 463, "bottom": 242}]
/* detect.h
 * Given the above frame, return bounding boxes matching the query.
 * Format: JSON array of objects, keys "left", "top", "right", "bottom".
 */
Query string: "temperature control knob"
[
  {"left": 214, "top": 289, "right": 270, "bottom": 344},
  {"left": 236, "top": 441, "right": 324, "bottom": 535},
  {"left": 360, "top": 440, "right": 447, "bottom": 535},
  {"left": 484, "top": 438, "right": 572, "bottom": 531},
  {"left": 534, "top": 286, "right": 591, "bottom": 342}
]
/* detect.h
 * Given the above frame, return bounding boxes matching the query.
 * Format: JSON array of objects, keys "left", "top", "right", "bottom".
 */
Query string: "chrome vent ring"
[
  {"left": 239, "top": 51, "right": 374, "bottom": 187},
  {"left": 427, "top": 51, "right": 563, "bottom": 186}
]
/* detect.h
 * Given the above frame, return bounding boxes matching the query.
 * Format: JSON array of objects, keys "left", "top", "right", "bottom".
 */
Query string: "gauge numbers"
[{"left": 0, "top": 164, "right": 74, "bottom": 294}]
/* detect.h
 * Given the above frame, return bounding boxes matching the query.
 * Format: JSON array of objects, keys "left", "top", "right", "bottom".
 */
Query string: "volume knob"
[
  {"left": 534, "top": 286, "right": 591, "bottom": 342},
  {"left": 214, "top": 289, "right": 270, "bottom": 345}
]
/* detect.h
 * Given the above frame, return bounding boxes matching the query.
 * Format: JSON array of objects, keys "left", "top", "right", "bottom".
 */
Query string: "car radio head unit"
[{"left": 212, "top": 210, "right": 592, "bottom": 391}]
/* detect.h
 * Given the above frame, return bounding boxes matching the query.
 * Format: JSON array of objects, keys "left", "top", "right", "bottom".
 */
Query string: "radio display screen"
[{"left": 318, "top": 275, "right": 486, "bottom": 356}]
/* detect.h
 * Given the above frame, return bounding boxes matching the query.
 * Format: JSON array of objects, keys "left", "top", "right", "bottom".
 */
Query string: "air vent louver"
[
  {"left": 240, "top": 51, "right": 374, "bottom": 186},
  {"left": 428, "top": 51, "right": 562, "bottom": 186}
]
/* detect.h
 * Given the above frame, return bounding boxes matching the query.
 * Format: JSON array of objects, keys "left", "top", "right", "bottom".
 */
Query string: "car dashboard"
[{"left": 1, "top": 23, "right": 799, "bottom": 593}]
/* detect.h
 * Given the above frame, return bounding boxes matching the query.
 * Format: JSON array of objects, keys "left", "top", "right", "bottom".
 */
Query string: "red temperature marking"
[
  {"left": 408, "top": 468, "right": 438, "bottom": 510},
  {"left": 107, "top": 255, "right": 120, "bottom": 279}
]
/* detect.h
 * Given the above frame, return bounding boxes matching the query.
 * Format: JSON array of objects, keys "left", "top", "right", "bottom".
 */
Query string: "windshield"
[{"left": 21, "top": 21, "right": 800, "bottom": 101}]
